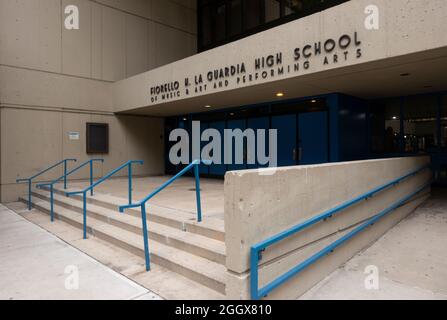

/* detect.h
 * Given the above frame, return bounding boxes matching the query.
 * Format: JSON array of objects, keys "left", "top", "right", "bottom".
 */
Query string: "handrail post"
[
  {"left": 83, "top": 191, "right": 87, "bottom": 239},
  {"left": 128, "top": 163, "right": 133, "bottom": 205},
  {"left": 90, "top": 160, "right": 94, "bottom": 196},
  {"left": 250, "top": 247, "right": 259, "bottom": 300},
  {"left": 63, "top": 160, "right": 68, "bottom": 190},
  {"left": 28, "top": 179, "right": 32, "bottom": 210},
  {"left": 50, "top": 184, "right": 55, "bottom": 222},
  {"left": 141, "top": 204, "right": 151, "bottom": 271},
  {"left": 194, "top": 162, "right": 202, "bottom": 222}
]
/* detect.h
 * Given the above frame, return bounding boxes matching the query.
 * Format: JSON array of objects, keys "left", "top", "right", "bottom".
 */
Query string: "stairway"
[{"left": 19, "top": 185, "right": 227, "bottom": 297}]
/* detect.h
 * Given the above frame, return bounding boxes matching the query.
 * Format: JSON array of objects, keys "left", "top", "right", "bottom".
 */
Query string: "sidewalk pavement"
[{"left": 0, "top": 204, "right": 161, "bottom": 300}]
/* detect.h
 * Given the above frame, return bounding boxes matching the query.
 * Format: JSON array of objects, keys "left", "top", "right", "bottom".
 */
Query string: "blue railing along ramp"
[{"left": 223, "top": 156, "right": 432, "bottom": 300}]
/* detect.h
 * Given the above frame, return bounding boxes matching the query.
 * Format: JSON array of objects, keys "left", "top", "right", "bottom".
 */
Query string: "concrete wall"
[
  {"left": 0, "top": 0, "right": 197, "bottom": 81},
  {"left": 0, "top": 0, "right": 197, "bottom": 202},
  {"left": 0, "top": 107, "right": 165, "bottom": 202},
  {"left": 224, "top": 156, "right": 431, "bottom": 299}
]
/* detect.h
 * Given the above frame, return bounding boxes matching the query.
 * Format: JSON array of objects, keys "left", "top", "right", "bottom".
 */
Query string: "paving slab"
[
  {"left": 60, "top": 176, "right": 225, "bottom": 220},
  {"left": 0, "top": 204, "right": 161, "bottom": 300}
]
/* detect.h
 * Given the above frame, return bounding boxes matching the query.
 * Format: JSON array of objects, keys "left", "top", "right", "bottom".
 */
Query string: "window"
[
  {"left": 201, "top": 4, "right": 213, "bottom": 47},
  {"left": 245, "top": 0, "right": 262, "bottom": 30},
  {"left": 215, "top": 3, "right": 227, "bottom": 42},
  {"left": 86, "top": 123, "right": 109, "bottom": 154},
  {"left": 264, "top": 0, "right": 280, "bottom": 23},
  {"left": 370, "top": 99, "right": 401, "bottom": 154},
  {"left": 442, "top": 95, "right": 447, "bottom": 148},
  {"left": 229, "top": 0, "right": 243, "bottom": 36},
  {"left": 198, "top": 0, "right": 350, "bottom": 51},
  {"left": 284, "top": 0, "right": 303, "bottom": 16},
  {"left": 403, "top": 96, "right": 438, "bottom": 153}
]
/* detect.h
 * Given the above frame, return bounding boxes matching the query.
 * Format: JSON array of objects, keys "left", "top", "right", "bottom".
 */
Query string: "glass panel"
[
  {"left": 201, "top": 5, "right": 213, "bottom": 47},
  {"left": 403, "top": 95, "right": 438, "bottom": 153},
  {"left": 245, "top": 0, "right": 262, "bottom": 30},
  {"left": 370, "top": 99, "right": 401, "bottom": 154},
  {"left": 442, "top": 95, "right": 447, "bottom": 148},
  {"left": 229, "top": 0, "right": 242, "bottom": 37},
  {"left": 284, "top": 0, "right": 304, "bottom": 16},
  {"left": 215, "top": 3, "right": 227, "bottom": 42},
  {"left": 440, "top": 95, "right": 447, "bottom": 183},
  {"left": 264, "top": 0, "right": 280, "bottom": 23}
]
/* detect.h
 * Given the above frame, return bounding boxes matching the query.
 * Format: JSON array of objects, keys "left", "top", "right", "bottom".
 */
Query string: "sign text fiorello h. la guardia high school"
[{"left": 149, "top": 31, "right": 363, "bottom": 104}]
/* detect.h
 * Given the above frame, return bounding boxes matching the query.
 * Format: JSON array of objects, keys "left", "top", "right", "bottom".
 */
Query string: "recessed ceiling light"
[
  {"left": 311, "top": 99, "right": 317, "bottom": 103},
  {"left": 182, "top": 118, "right": 187, "bottom": 121},
  {"left": 276, "top": 92, "right": 284, "bottom": 97},
  {"left": 392, "top": 116, "right": 398, "bottom": 120},
  {"left": 400, "top": 73, "right": 410, "bottom": 77},
  {"left": 230, "top": 112, "right": 235, "bottom": 116},
  {"left": 204, "top": 105, "right": 212, "bottom": 108}
]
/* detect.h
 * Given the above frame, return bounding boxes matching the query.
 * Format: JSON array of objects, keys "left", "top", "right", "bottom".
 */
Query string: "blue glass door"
[
  {"left": 298, "top": 112, "right": 329, "bottom": 165},
  {"left": 208, "top": 121, "right": 226, "bottom": 175},
  {"left": 247, "top": 117, "right": 270, "bottom": 169},
  {"left": 226, "top": 119, "right": 247, "bottom": 172},
  {"left": 199, "top": 121, "right": 210, "bottom": 174},
  {"left": 271, "top": 114, "right": 297, "bottom": 167}
]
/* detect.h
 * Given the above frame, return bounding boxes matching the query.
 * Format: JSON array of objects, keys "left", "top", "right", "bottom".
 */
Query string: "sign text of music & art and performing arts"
[{"left": 149, "top": 31, "right": 363, "bottom": 104}]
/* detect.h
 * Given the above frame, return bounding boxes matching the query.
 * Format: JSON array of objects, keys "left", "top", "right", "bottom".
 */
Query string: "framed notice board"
[{"left": 86, "top": 123, "right": 109, "bottom": 154}]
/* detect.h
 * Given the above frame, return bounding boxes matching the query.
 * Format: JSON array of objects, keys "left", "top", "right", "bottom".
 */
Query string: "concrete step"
[
  {"left": 47, "top": 185, "right": 225, "bottom": 242},
  {"left": 31, "top": 189, "right": 226, "bottom": 265},
  {"left": 12, "top": 202, "right": 226, "bottom": 300},
  {"left": 21, "top": 196, "right": 227, "bottom": 295}
]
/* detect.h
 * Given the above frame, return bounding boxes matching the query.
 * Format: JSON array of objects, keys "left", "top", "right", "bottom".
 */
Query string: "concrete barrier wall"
[{"left": 224, "top": 156, "right": 431, "bottom": 299}]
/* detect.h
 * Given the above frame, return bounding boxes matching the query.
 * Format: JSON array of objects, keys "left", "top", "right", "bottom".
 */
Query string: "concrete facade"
[
  {"left": 224, "top": 156, "right": 431, "bottom": 299},
  {"left": 0, "top": 0, "right": 197, "bottom": 80},
  {"left": 0, "top": 0, "right": 197, "bottom": 202},
  {"left": 112, "top": 0, "right": 447, "bottom": 116}
]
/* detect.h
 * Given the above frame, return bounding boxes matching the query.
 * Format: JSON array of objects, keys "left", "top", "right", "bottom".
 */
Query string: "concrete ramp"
[
  {"left": 224, "top": 156, "right": 432, "bottom": 299},
  {"left": 300, "top": 188, "right": 447, "bottom": 300}
]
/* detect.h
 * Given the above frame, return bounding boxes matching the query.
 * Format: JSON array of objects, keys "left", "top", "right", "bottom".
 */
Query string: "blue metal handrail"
[
  {"left": 36, "top": 159, "right": 104, "bottom": 222},
  {"left": 66, "top": 160, "right": 144, "bottom": 239},
  {"left": 250, "top": 165, "right": 431, "bottom": 300},
  {"left": 119, "top": 159, "right": 208, "bottom": 271},
  {"left": 16, "top": 159, "right": 77, "bottom": 210}
]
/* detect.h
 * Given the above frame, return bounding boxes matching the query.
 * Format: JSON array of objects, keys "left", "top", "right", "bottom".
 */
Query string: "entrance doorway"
[
  {"left": 299, "top": 111, "right": 329, "bottom": 165},
  {"left": 271, "top": 111, "right": 329, "bottom": 167}
]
